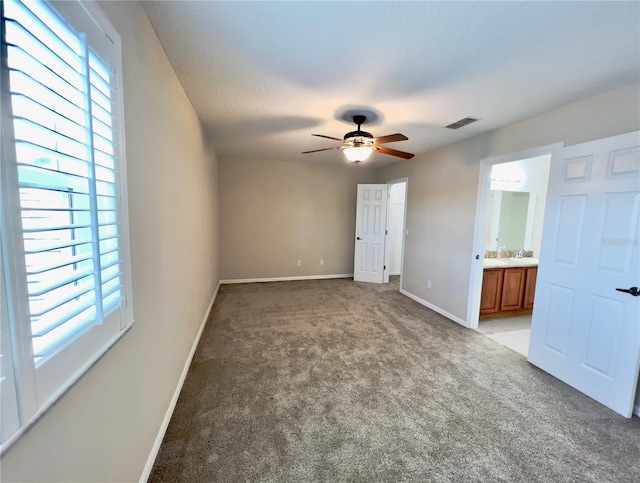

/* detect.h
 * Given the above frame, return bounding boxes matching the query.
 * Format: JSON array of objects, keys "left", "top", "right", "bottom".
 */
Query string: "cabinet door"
[
  {"left": 480, "top": 269, "right": 503, "bottom": 315},
  {"left": 523, "top": 266, "right": 538, "bottom": 310},
  {"left": 500, "top": 267, "right": 526, "bottom": 311}
]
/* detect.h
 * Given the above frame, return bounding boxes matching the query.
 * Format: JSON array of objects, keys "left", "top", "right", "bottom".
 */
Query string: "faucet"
[{"left": 516, "top": 249, "right": 524, "bottom": 259}]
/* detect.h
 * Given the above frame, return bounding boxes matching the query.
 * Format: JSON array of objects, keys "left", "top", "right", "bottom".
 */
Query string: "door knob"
[
  {"left": 615, "top": 286, "right": 640, "bottom": 296},
  {"left": 356, "top": 237, "right": 362, "bottom": 240}
]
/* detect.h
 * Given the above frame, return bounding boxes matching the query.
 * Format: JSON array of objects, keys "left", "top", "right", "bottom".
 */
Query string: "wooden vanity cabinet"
[{"left": 480, "top": 265, "right": 538, "bottom": 318}]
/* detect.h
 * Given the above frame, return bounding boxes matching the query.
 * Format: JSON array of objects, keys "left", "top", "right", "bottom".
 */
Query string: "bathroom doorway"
[
  {"left": 384, "top": 178, "right": 408, "bottom": 288},
  {"left": 467, "top": 146, "right": 554, "bottom": 356}
]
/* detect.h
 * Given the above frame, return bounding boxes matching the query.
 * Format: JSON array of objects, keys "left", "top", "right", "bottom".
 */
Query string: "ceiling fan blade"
[
  {"left": 374, "top": 145, "right": 415, "bottom": 159},
  {"left": 372, "top": 133, "right": 408, "bottom": 144},
  {"left": 301, "top": 146, "right": 342, "bottom": 154},
  {"left": 312, "top": 134, "right": 343, "bottom": 141}
]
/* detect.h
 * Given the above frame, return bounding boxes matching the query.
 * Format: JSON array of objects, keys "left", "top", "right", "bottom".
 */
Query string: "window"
[{"left": 1, "top": 0, "right": 133, "bottom": 450}]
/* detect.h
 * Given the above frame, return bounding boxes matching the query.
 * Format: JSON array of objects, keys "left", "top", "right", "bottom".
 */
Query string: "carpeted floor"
[{"left": 149, "top": 278, "right": 640, "bottom": 482}]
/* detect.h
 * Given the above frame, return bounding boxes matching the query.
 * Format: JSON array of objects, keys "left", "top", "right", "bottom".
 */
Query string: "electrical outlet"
[
  {"left": 320, "top": 259, "right": 324, "bottom": 266},
  {"left": 427, "top": 280, "right": 432, "bottom": 289},
  {"left": 297, "top": 260, "right": 301, "bottom": 267}
]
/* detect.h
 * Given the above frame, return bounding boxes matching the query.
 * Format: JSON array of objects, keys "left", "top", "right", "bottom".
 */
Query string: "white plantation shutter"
[{"left": 1, "top": 0, "right": 133, "bottom": 450}]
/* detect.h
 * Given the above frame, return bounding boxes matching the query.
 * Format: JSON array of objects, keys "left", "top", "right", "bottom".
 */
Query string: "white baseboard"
[
  {"left": 220, "top": 274, "right": 353, "bottom": 284},
  {"left": 400, "top": 288, "right": 468, "bottom": 328},
  {"left": 139, "top": 281, "right": 220, "bottom": 483},
  {"left": 389, "top": 271, "right": 401, "bottom": 276}
]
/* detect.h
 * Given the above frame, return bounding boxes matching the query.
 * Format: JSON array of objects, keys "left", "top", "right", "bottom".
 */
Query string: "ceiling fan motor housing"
[
  {"left": 344, "top": 114, "right": 373, "bottom": 141},
  {"left": 343, "top": 130, "right": 373, "bottom": 141}
]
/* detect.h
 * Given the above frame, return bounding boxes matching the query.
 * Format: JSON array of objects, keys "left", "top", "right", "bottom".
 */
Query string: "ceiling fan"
[{"left": 302, "top": 115, "right": 414, "bottom": 163}]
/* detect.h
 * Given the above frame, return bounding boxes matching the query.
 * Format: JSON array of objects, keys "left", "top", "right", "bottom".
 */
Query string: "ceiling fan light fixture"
[
  {"left": 303, "top": 114, "right": 413, "bottom": 161},
  {"left": 343, "top": 146, "right": 372, "bottom": 162}
]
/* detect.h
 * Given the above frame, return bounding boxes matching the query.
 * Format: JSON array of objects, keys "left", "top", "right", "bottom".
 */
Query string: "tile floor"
[{"left": 476, "top": 315, "right": 532, "bottom": 357}]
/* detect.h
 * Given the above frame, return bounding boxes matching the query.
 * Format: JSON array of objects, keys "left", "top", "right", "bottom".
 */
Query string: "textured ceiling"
[{"left": 141, "top": 1, "right": 639, "bottom": 167}]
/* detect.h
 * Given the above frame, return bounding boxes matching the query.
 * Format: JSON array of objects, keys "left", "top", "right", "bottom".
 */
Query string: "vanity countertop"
[{"left": 483, "top": 257, "right": 539, "bottom": 269}]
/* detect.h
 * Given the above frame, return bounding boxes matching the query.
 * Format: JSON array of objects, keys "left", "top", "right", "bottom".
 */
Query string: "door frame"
[
  {"left": 384, "top": 178, "right": 408, "bottom": 286},
  {"left": 466, "top": 143, "right": 563, "bottom": 328}
]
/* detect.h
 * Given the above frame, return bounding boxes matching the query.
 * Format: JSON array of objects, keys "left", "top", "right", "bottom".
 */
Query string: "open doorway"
[
  {"left": 384, "top": 178, "right": 407, "bottom": 288},
  {"left": 468, "top": 148, "right": 554, "bottom": 356}
]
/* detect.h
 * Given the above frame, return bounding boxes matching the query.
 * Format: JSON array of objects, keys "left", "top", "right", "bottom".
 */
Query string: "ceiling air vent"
[{"left": 445, "top": 117, "right": 478, "bottom": 130}]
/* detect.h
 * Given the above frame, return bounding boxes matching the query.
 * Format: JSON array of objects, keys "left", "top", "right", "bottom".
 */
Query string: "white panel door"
[
  {"left": 354, "top": 184, "right": 388, "bottom": 283},
  {"left": 528, "top": 131, "right": 640, "bottom": 417}
]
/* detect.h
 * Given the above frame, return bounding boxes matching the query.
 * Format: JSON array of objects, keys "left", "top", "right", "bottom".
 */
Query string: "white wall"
[
  {"left": 0, "top": 1, "right": 220, "bottom": 481},
  {"left": 377, "top": 83, "right": 640, "bottom": 324}
]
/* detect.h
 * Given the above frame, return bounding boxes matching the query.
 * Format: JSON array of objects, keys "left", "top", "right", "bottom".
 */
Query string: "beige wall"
[
  {"left": 1, "top": 2, "right": 220, "bottom": 481},
  {"left": 219, "top": 158, "right": 376, "bottom": 280}
]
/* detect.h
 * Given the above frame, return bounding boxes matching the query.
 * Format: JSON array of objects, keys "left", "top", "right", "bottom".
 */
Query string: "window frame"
[{"left": 0, "top": 0, "right": 134, "bottom": 453}]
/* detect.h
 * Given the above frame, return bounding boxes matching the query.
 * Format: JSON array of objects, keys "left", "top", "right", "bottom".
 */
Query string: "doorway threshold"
[{"left": 476, "top": 315, "right": 531, "bottom": 357}]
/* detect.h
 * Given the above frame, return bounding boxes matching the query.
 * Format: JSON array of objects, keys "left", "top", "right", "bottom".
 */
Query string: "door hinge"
[
  {"left": 384, "top": 265, "right": 386, "bottom": 270},
  {"left": 385, "top": 229, "right": 388, "bottom": 235}
]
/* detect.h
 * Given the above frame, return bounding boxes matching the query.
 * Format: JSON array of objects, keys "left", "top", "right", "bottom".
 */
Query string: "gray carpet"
[{"left": 149, "top": 278, "right": 640, "bottom": 482}]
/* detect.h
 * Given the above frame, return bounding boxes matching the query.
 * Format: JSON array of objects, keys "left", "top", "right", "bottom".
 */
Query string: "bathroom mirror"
[{"left": 485, "top": 190, "right": 535, "bottom": 251}]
